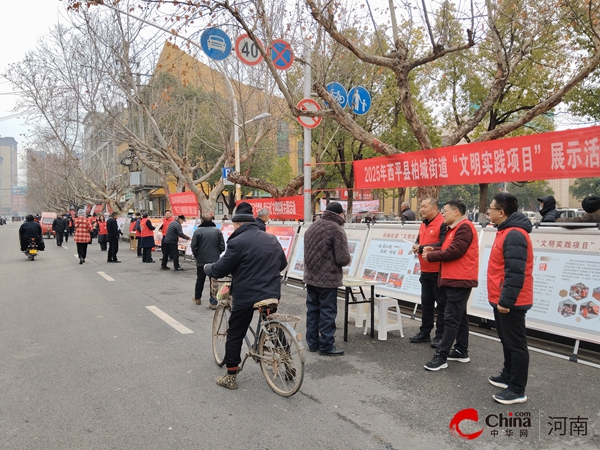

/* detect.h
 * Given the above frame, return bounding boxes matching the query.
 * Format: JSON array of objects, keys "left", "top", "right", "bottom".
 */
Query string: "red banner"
[
  {"left": 354, "top": 125, "right": 600, "bottom": 189},
  {"left": 168, "top": 192, "right": 199, "bottom": 217},
  {"left": 238, "top": 196, "right": 304, "bottom": 220}
]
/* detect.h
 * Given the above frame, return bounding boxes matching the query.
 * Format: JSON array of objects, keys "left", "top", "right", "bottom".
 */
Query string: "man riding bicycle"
[{"left": 204, "top": 202, "right": 288, "bottom": 390}]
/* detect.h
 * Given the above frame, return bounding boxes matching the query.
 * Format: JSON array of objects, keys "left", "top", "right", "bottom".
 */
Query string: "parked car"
[
  {"left": 40, "top": 212, "right": 58, "bottom": 238},
  {"left": 523, "top": 211, "right": 541, "bottom": 225},
  {"left": 556, "top": 208, "right": 586, "bottom": 220}
]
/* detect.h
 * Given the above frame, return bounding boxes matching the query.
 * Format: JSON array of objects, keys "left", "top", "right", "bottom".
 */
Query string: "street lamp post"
[{"left": 234, "top": 112, "right": 270, "bottom": 200}]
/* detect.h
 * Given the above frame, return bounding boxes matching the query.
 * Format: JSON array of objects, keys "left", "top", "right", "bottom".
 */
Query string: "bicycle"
[{"left": 211, "top": 278, "right": 306, "bottom": 397}]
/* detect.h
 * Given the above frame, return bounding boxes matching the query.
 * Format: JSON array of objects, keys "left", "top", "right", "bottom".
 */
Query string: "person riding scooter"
[{"left": 19, "top": 215, "right": 45, "bottom": 252}]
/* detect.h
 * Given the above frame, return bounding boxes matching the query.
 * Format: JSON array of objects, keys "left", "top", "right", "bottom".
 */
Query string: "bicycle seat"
[{"left": 253, "top": 299, "right": 279, "bottom": 309}]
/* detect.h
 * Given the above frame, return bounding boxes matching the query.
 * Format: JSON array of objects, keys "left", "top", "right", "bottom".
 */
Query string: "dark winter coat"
[
  {"left": 191, "top": 221, "right": 225, "bottom": 266},
  {"left": 19, "top": 221, "right": 44, "bottom": 251},
  {"left": 106, "top": 217, "right": 122, "bottom": 240},
  {"left": 303, "top": 210, "right": 351, "bottom": 288},
  {"left": 401, "top": 208, "right": 416, "bottom": 221},
  {"left": 539, "top": 195, "right": 560, "bottom": 222},
  {"left": 163, "top": 220, "right": 189, "bottom": 245},
  {"left": 52, "top": 217, "right": 66, "bottom": 233},
  {"left": 204, "top": 222, "right": 287, "bottom": 311},
  {"left": 255, "top": 217, "right": 266, "bottom": 231}
]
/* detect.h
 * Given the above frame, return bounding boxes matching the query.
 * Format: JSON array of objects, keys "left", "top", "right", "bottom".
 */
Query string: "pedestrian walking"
[
  {"left": 106, "top": 212, "right": 122, "bottom": 263},
  {"left": 139, "top": 213, "right": 156, "bottom": 263},
  {"left": 97, "top": 215, "right": 108, "bottom": 251},
  {"left": 160, "top": 215, "right": 190, "bottom": 270},
  {"left": 486, "top": 192, "right": 533, "bottom": 405},
  {"left": 422, "top": 199, "right": 479, "bottom": 371},
  {"left": 191, "top": 214, "right": 225, "bottom": 307},
  {"left": 74, "top": 209, "right": 93, "bottom": 264},
  {"left": 203, "top": 202, "right": 288, "bottom": 390},
  {"left": 52, "top": 214, "right": 66, "bottom": 247},
  {"left": 303, "top": 201, "right": 351, "bottom": 356},
  {"left": 410, "top": 198, "right": 448, "bottom": 348},
  {"left": 63, "top": 215, "right": 70, "bottom": 243}
]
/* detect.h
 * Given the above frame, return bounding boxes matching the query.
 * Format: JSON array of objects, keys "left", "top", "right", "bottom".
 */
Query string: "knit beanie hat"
[
  {"left": 326, "top": 201, "right": 344, "bottom": 214},
  {"left": 582, "top": 195, "right": 600, "bottom": 213},
  {"left": 232, "top": 202, "right": 256, "bottom": 222},
  {"left": 77, "top": 209, "right": 85, "bottom": 217}
]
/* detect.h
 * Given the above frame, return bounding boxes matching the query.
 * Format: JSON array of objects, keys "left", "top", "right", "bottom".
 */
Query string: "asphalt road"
[{"left": 1, "top": 221, "right": 599, "bottom": 449}]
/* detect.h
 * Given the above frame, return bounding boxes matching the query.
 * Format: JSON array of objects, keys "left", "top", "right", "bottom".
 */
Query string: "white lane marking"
[
  {"left": 97, "top": 271, "right": 115, "bottom": 281},
  {"left": 145, "top": 306, "right": 194, "bottom": 334},
  {"left": 63, "top": 245, "right": 69, "bottom": 249}
]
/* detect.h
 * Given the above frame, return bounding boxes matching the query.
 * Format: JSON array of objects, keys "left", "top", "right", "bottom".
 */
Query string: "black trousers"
[
  {"left": 195, "top": 266, "right": 207, "bottom": 299},
  {"left": 55, "top": 231, "right": 64, "bottom": 246},
  {"left": 76, "top": 243, "right": 88, "bottom": 260},
  {"left": 224, "top": 306, "right": 256, "bottom": 369},
  {"left": 437, "top": 287, "right": 471, "bottom": 359},
  {"left": 136, "top": 236, "right": 142, "bottom": 256},
  {"left": 161, "top": 242, "right": 180, "bottom": 268},
  {"left": 107, "top": 238, "right": 119, "bottom": 262},
  {"left": 418, "top": 272, "right": 447, "bottom": 339},
  {"left": 142, "top": 247, "right": 153, "bottom": 262},
  {"left": 493, "top": 307, "right": 529, "bottom": 395}
]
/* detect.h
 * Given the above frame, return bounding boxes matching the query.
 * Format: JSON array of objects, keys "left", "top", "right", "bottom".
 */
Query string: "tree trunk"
[{"left": 478, "top": 184, "right": 488, "bottom": 225}]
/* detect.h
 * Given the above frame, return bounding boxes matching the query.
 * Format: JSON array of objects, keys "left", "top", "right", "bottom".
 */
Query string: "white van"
[
  {"left": 556, "top": 208, "right": 585, "bottom": 220},
  {"left": 523, "top": 211, "right": 540, "bottom": 225}
]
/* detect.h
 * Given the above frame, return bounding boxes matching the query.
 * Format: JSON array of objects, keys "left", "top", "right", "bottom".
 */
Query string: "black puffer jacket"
[
  {"left": 204, "top": 222, "right": 287, "bottom": 311},
  {"left": 303, "top": 210, "right": 351, "bottom": 288},
  {"left": 538, "top": 195, "right": 560, "bottom": 222}
]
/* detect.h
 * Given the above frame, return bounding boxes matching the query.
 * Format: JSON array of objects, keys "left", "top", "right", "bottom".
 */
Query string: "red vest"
[
  {"left": 418, "top": 213, "right": 444, "bottom": 273},
  {"left": 487, "top": 227, "right": 534, "bottom": 308},
  {"left": 161, "top": 217, "right": 174, "bottom": 233},
  {"left": 439, "top": 219, "right": 479, "bottom": 282},
  {"left": 98, "top": 221, "right": 107, "bottom": 235},
  {"left": 130, "top": 220, "right": 139, "bottom": 236},
  {"left": 140, "top": 219, "right": 154, "bottom": 238}
]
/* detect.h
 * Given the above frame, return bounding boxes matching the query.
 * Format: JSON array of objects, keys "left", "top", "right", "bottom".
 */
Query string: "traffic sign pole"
[{"left": 303, "top": 39, "right": 312, "bottom": 224}]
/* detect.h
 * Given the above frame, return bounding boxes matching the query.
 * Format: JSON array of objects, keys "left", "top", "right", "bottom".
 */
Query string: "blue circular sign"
[
  {"left": 269, "top": 39, "right": 294, "bottom": 70},
  {"left": 348, "top": 86, "right": 371, "bottom": 115},
  {"left": 326, "top": 82, "right": 348, "bottom": 108},
  {"left": 201, "top": 28, "right": 232, "bottom": 61}
]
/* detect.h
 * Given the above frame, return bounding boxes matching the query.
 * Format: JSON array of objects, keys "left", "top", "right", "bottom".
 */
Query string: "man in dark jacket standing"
[
  {"left": 303, "top": 202, "right": 351, "bottom": 356},
  {"left": 537, "top": 195, "right": 560, "bottom": 222},
  {"left": 422, "top": 200, "right": 479, "bottom": 371},
  {"left": 487, "top": 192, "right": 533, "bottom": 405},
  {"left": 52, "top": 214, "right": 66, "bottom": 247},
  {"left": 161, "top": 215, "right": 190, "bottom": 270},
  {"left": 106, "top": 212, "right": 122, "bottom": 263},
  {"left": 401, "top": 202, "right": 416, "bottom": 221},
  {"left": 255, "top": 208, "right": 269, "bottom": 231},
  {"left": 191, "top": 214, "right": 225, "bottom": 307},
  {"left": 204, "top": 202, "right": 288, "bottom": 390}
]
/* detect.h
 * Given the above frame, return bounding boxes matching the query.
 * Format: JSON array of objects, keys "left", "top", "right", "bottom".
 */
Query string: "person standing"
[
  {"left": 74, "top": 209, "right": 93, "bottom": 264},
  {"left": 97, "top": 214, "right": 108, "bottom": 251},
  {"left": 303, "top": 201, "right": 351, "bottom": 356},
  {"left": 161, "top": 215, "right": 190, "bottom": 270},
  {"left": 410, "top": 198, "right": 448, "bottom": 348},
  {"left": 191, "top": 214, "right": 225, "bottom": 307},
  {"left": 422, "top": 200, "right": 479, "bottom": 371},
  {"left": 63, "top": 214, "right": 70, "bottom": 243},
  {"left": 106, "top": 212, "right": 122, "bottom": 263},
  {"left": 486, "top": 192, "right": 533, "bottom": 405},
  {"left": 255, "top": 208, "right": 269, "bottom": 231},
  {"left": 132, "top": 212, "right": 142, "bottom": 257},
  {"left": 52, "top": 214, "right": 66, "bottom": 247},
  {"left": 537, "top": 195, "right": 560, "bottom": 222},
  {"left": 139, "top": 213, "right": 156, "bottom": 263},
  {"left": 204, "top": 202, "right": 288, "bottom": 389},
  {"left": 158, "top": 210, "right": 175, "bottom": 255},
  {"left": 401, "top": 201, "right": 416, "bottom": 221}
]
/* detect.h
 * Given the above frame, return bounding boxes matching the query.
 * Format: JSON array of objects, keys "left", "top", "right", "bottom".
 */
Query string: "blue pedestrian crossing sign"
[
  {"left": 348, "top": 86, "right": 371, "bottom": 115},
  {"left": 326, "top": 82, "right": 348, "bottom": 108},
  {"left": 201, "top": 28, "right": 232, "bottom": 61}
]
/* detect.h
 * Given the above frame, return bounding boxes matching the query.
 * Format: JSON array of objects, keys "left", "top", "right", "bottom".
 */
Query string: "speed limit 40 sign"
[{"left": 235, "top": 34, "right": 264, "bottom": 66}]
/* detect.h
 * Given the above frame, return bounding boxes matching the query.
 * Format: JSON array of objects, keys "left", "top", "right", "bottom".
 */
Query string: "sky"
[{"left": 0, "top": 0, "right": 66, "bottom": 145}]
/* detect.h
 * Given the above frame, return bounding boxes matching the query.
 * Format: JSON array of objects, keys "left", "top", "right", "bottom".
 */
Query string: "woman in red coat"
[
  {"left": 97, "top": 215, "right": 108, "bottom": 251},
  {"left": 74, "top": 209, "right": 93, "bottom": 264}
]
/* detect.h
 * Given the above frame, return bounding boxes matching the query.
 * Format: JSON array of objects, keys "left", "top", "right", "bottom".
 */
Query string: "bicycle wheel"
[
  {"left": 258, "top": 322, "right": 304, "bottom": 397},
  {"left": 212, "top": 304, "right": 229, "bottom": 367}
]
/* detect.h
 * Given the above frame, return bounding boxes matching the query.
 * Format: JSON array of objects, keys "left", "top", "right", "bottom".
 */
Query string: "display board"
[
  {"left": 178, "top": 220, "right": 198, "bottom": 255},
  {"left": 285, "top": 224, "right": 370, "bottom": 281},
  {"left": 265, "top": 225, "right": 299, "bottom": 259},
  {"left": 354, "top": 225, "right": 423, "bottom": 303},
  {"left": 469, "top": 227, "right": 600, "bottom": 345}
]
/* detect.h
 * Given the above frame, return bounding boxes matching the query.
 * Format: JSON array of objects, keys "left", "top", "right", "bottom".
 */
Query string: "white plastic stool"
[
  {"left": 348, "top": 302, "right": 369, "bottom": 328},
  {"left": 363, "top": 298, "right": 404, "bottom": 340}
]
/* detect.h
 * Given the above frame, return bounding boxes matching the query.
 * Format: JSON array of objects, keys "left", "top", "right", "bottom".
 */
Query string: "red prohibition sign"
[
  {"left": 297, "top": 98, "right": 322, "bottom": 129},
  {"left": 269, "top": 39, "right": 294, "bottom": 70}
]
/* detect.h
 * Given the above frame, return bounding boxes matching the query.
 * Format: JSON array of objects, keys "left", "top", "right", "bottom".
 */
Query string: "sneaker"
[
  {"left": 430, "top": 337, "right": 442, "bottom": 348},
  {"left": 192, "top": 296, "right": 202, "bottom": 305},
  {"left": 209, "top": 297, "right": 218, "bottom": 310},
  {"left": 493, "top": 388, "right": 527, "bottom": 405},
  {"left": 409, "top": 332, "right": 431, "bottom": 343},
  {"left": 489, "top": 375, "right": 509, "bottom": 389},
  {"left": 424, "top": 354, "right": 448, "bottom": 371},
  {"left": 216, "top": 373, "right": 238, "bottom": 390},
  {"left": 160, "top": 266, "right": 170, "bottom": 270},
  {"left": 447, "top": 349, "right": 470, "bottom": 363}
]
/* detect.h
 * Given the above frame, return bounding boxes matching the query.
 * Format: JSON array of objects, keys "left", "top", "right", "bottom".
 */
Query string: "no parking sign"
[{"left": 269, "top": 39, "right": 294, "bottom": 70}]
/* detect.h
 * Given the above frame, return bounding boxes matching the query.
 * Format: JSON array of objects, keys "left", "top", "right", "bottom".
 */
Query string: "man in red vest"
[
  {"left": 486, "top": 192, "right": 533, "bottom": 405},
  {"left": 411, "top": 198, "right": 448, "bottom": 348},
  {"left": 422, "top": 199, "right": 479, "bottom": 371}
]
